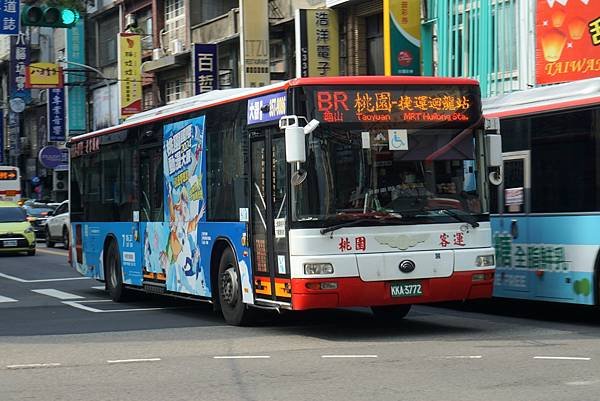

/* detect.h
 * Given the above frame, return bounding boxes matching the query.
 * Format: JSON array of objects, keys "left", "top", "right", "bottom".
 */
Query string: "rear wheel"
[
  {"left": 218, "top": 247, "right": 253, "bottom": 326},
  {"left": 62, "top": 227, "right": 69, "bottom": 250},
  {"left": 106, "top": 240, "right": 127, "bottom": 302},
  {"left": 371, "top": 304, "right": 412, "bottom": 321},
  {"left": 45, "top": 228, "right": 55, "bottom": 248}
]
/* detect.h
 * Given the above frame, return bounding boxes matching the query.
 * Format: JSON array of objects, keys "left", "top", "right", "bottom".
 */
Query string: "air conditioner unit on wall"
[
  {"left": 170, "top": 38, "right": 184, "bottom": 54},
  {"left": 152, "top": 48, "right": 165, "bottom": 60}
]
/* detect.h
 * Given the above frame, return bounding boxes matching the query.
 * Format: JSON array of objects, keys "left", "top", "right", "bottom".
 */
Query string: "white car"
[{"left": 45, "top": 200, "right": 69, "bottom": 249}]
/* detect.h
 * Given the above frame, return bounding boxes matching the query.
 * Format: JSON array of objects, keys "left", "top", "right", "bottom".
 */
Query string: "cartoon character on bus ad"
[{"left": 143, "top": 116, "right": 210, "bottom": 297}]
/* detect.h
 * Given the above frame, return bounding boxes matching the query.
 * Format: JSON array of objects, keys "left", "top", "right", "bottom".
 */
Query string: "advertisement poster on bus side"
[
  {"left": 143, "top": 116, "right": 209, "bottom": 297},
  {"left": 536, "top": 0, "right": 600, "bottom": 84}
]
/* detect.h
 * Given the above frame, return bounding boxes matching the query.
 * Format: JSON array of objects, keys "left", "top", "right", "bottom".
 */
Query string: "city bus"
[
  {"left": 68, "top": 76, "right": 502, "bottom": 325},
  {"left": 0, "top": 166, "right": 21, "bottom": 202},
  {"left": 484, "top": 77, "right": 600, "bottom": 305}
]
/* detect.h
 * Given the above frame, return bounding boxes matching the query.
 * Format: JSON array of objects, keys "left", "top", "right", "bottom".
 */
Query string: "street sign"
[
  {"left": 0, "top": 0, "right": 20, "bottom": 35},
  {"left": 47, "top": 88, "right": 66, "bottom": 142},
  {"left": 38, "top": 146, "right": 63, "bottom": 169}
]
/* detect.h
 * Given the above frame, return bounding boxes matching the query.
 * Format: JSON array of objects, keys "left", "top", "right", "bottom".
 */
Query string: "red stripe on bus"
[
  {"left": 0, "top": 190, "right": 21, "bottom": 194},
  {"left": 485, "top": 95, "right": 600, "bottom": 119}
]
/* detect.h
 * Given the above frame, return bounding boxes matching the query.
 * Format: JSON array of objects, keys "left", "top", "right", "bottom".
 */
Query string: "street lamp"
[{"left": 56, "top": 57, "right": 115, "bottom": 128}]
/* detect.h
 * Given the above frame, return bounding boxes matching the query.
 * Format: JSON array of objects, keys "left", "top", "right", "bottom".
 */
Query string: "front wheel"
[
  {"left": 26, "top": 249, "right": 36, "bottom": 256},
  {"left": 218, "top": 247, "right": 253, "bottom": 326},
  {"left": 371, "top": 304, "right": 412, "bottom": 321},
  {"left": 106, "top": 240, "right": 127, "bottom": 302}
]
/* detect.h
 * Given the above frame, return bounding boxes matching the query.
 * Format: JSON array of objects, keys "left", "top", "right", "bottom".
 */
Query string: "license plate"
[
  {"left": 390, "top": 282, "right": 423, "bottom": 297},
  {"left": 3, "top": 240, "right": 18, "bottom": 247}
]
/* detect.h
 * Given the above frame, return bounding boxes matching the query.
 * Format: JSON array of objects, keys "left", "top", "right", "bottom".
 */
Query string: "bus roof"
[
  {"left": 483, "top": 77, "right": 600, "bottom": 119},
  {"left": 70, "top": 75, "right": 480, "bottom": 144}
]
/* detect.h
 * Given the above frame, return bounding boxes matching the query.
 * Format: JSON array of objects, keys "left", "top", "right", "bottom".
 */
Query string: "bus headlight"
[
  {"left": 475, "top": 254, "right": 495, "bottom": 267},
  {"left": 304, "top": 263, "right": 334, "bottom": 275}
]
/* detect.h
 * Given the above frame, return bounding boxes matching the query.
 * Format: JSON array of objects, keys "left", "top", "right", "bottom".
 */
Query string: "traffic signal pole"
[{"left": 57, "top": 58, "right": 114, "bottom": 128}]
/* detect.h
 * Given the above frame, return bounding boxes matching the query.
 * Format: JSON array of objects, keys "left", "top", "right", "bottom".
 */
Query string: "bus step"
[{"left": 143, "top": 282, "right": 166, "bottom": 295}]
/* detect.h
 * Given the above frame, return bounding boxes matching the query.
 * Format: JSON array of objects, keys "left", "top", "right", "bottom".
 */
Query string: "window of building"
[
  {"left": 366, "top": 13, "right": 384, "bottom": 75},
  {"left": 98, "top": 14, "right": 119, "bottom": 66},
  {"left": 164, "top": 0, "right": 185, "bottom": 49},
  {"left": 165, "top": 78, "right": 187, "bottom": 104}
]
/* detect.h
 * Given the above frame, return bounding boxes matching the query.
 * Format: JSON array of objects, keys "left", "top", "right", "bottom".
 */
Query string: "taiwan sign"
[
  {"left": 295, "top": 9, "right": 340, "bottom": 77},
  {"left": 0, "top": 0, "right": 19, "bottom": 35},
  {"left": 118, "top": 33, "right": 142, "bottom": 118},
  {"left": 536, "top": 0, "right": 600, "bottom": 84},
  {"left": 384, "top": 0, "right": 421, "bottom": 76},
  {"left": 193, "top": 43, "right": 219, "bottom": 95},
  {"left": 47, "top": 88, "right": 66, "bottom": 142}
]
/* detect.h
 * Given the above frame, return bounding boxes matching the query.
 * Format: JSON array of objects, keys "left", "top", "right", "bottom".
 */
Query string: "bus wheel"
[
  {"left": 106, "top": 240, "right": 126, "bottom": 302},
  {"left": 371, "top": 304, "right": 412, "bottom": 321},
  {"left": 45, "top": 228, "right": 55, "bottom": 248},
  {"left": 218, "top": 247, "right": 252, "bottom": 326}
]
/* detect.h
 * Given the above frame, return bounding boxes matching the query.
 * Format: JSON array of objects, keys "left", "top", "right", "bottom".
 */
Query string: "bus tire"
[
  {"left": 218, "top": 247, "right": 252, "bottom": 326},
  {"left": 371, "top": 304, "right": 412, "bottom": 321},
  {"left": 45, "top": 228, "right": 55, "bottom": 248},
  {"left": 106, "top": 240, "right": 126, "bottom": 302}
]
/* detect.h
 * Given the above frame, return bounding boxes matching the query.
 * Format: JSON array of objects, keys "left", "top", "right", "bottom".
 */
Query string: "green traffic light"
[{"left": 61, "top": 9, "right": 78, "bottom": 25}]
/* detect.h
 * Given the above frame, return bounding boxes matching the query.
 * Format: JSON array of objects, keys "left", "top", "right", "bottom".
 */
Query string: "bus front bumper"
[{"left": 290, "top": 269, "right": 494, "bottom": 311}]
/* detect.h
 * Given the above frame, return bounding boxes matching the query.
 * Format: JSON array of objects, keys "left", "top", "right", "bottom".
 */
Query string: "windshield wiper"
[
  {"left": 319, "top": 215, "right": 405, "bottom": 235},
  {"left": 428, "top": 208, "right": 479, "bottom": 228}
]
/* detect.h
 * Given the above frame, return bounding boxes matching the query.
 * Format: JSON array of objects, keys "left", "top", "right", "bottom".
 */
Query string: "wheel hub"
[{"left": 220, "top": 267, "right": 239, "bottom": 306}]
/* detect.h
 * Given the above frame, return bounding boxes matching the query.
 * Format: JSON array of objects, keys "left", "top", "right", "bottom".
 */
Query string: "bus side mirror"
[
  {"left": 285, "top": 126, "right": 307, "bottom": 163},
  {"left": 485, "top": 134, "right": 502, "bottom": 167}
]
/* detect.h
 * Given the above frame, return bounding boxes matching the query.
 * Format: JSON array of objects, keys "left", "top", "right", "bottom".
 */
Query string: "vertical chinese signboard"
[
  {"left": 0, "top": 0, "right": 20, "bottom": 35},
  {"left": 384, "top": 0, "right": 421, "bottom": 76},
  {"left": 47, "top": 88, "right": 66, "bottom": 142},
  {"left": 66, "top": 19, "right": 87, "bottom": 134},
  {"left": 295, "top": 9, "right": 340, "bottom": 77},
  {"left": 239, "top": 0, "right": 270, "bottom": 87},
  {"left": 118, "top": 33, "right": 142, "bottom": 119},
  {"left": 9, "top": 33, "right": 30, "bottom": 104},
  {"left": 193, "top": 43, "right": 219, "bottom": 95},
  {"left": 536, "top": 0, "right": 600, "bottom": 84}
]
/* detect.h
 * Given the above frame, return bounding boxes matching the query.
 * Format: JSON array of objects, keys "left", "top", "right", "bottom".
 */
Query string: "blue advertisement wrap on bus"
[{"left": 492, "top": 215, "right": 598, "bottom": 305}]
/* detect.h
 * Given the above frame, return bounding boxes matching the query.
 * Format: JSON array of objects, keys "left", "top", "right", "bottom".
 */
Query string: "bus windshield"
[{"left": 291, "top": 126, "right": 485, "bottom": 224}]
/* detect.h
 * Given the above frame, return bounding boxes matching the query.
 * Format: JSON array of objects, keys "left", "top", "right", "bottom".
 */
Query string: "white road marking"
[
  {"left": 445, "top": 355, "right": 483, "bottom": 359},
  {"left": 32, "top": 289, "right": 84, "bottom": 300},
  {"left": 0, "top": 295, "right": 18, "bottom": 303},
  {"left": 534, "top": 356, "right": 591, "bottom": 361},
  {"left": 566, "top": 380, "right": 600, "bottom": 386},
  {"left": 62, "top": 300, "right": 174, "bottom": 313},
  {"left": 107, "top": 358, "right": 161, "bottom": 364},
  {"left": 321, "top": 355, "right": 378, "bottom": 359},
  {"left": 7, "top": 363, "right": 61, "bottom": 369},
  {"left": 91, "top": 286, "right": 105, "bottom": 290},
  {"left": 36, "top": 248, "right": 68, "bottom": 256},
  {"left": 213, "top": 356, "right": 271, "bottom": 359},
  {"left": 0, "top": 272, "right": 89, "bottom": 283}
]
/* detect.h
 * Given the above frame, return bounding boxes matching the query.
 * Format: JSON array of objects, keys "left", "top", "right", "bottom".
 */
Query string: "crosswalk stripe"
[
  {"left": 0, "top": 295, "right": 18, "bottom": 303},
  {"left": 32, "top": 289, "right": 84, "bottom": 300}
]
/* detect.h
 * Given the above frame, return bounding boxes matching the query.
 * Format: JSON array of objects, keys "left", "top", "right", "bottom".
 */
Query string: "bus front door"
[
  {"left": 493, "top": 151, "right": 531, "bottom": 298},
  {"left": 250, "top": 132, "right": 292, "bottom": 306}
]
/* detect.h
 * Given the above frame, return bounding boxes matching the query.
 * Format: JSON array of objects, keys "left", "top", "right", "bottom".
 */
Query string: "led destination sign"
[
  {"left": 0, "top": 170, "right": 18, "bottom": 181},
  {"left": 312, "top": 86, "right": 480, "bottom": 126}
]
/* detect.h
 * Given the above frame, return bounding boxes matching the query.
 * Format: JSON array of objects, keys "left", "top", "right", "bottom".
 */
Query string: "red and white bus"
[
  {"left": 0, "top": 166, "right": 21, "bottom": 202},
  {"left": 68, "top": 76, "right": 501, "bottom": 325}
]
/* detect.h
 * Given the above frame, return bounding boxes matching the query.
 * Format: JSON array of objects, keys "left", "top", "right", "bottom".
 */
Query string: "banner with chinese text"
[
  {"left": 47, "top": 88, "right": 66, "bottom": 142},
  {"left": 67, "top": 19, "right": 87, "bottom": 134},
  {"left": 0, "top": 0, "right": 19, "bottom": 35},
  {"left": 295, "top": 9, "right": 340, "bottom": 77},
  {"left": 25, "top": 63, "right": 63, "bottom": 88},
  {"left": 118, "top": 33, "right": 142, "bottom": 118},
  {"left": 193, "top": 43, "right": 219, "bottom": 95},
  {"left": 536, "top": 0, "right": 600, "bottom": 84},
  {"left": 240, "top": 0, "right": 270, "bottom": 87},
  {"left": 384, "top": 0, "right": 421, "bottom": 76}
]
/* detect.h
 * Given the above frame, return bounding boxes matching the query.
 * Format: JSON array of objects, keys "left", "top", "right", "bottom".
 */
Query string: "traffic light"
[{"left": 21, "top": 6, "right": 79, "bottom": 28}]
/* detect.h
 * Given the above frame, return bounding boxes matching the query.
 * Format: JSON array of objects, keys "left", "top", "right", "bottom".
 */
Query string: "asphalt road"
[{"left": 1, "top": 245, "right": 600, "bottom": 401}]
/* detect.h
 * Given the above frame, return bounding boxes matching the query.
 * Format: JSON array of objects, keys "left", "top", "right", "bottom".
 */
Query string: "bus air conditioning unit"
[{"left": 53, "top": 170, "right": 68, "bottom": 192}]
